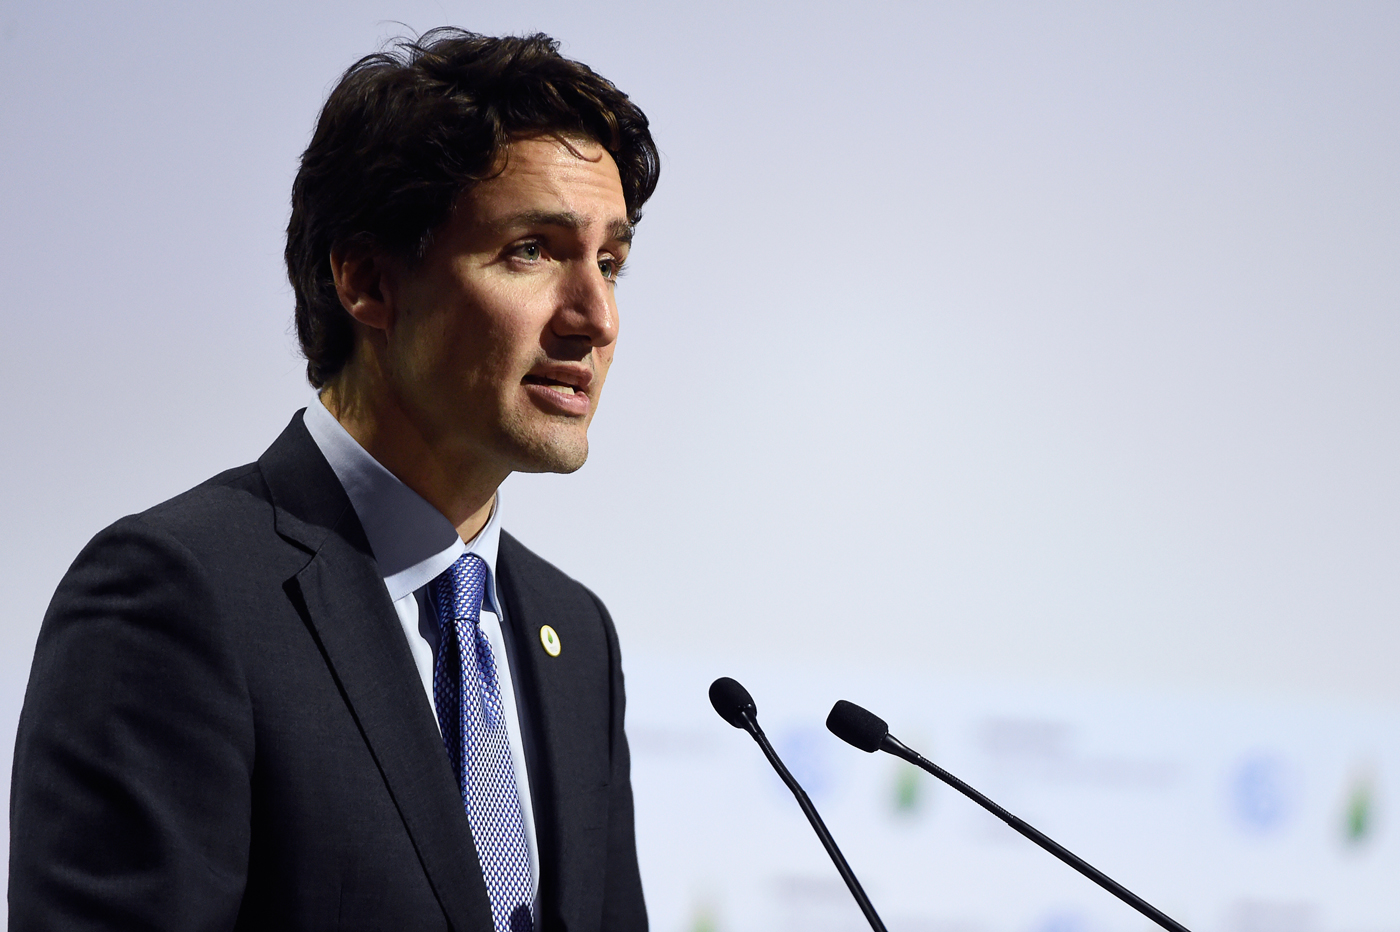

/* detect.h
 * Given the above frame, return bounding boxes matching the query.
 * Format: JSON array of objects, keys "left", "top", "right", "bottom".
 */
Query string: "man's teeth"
[{"left": 526, "top": 375, "right": 579, "bottom": 394}]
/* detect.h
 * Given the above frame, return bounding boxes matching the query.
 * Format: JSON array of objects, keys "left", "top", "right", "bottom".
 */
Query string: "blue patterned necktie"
[{"left": 430, "top": 553, "right": 534, "bottom": 932}]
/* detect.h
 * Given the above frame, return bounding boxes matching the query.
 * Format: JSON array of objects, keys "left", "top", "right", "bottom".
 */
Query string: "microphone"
[
  {"left": 827, "top": 701, "right": 1191, "bottom": 932},
  {"left": 709, "top": 678, "right": 888, "bottom": 932}
]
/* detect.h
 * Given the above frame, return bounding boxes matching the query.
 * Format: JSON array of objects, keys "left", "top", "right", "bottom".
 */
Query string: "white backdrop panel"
[{"left": 1, "top": 2, "right": 1396, "bottom": 929}]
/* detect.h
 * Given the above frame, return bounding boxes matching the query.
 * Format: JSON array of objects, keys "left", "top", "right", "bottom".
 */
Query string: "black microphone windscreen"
[
  {"left": 826, "top": 700, "right": 888, "bottom": 753},
  {"left": 709, "top": 677, "right": 757, "bottom": 729}
]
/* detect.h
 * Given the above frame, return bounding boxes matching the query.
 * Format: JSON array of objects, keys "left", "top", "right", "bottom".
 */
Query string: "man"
[{"left": 10, "top": 29, "right": 658, "bottom": 931}]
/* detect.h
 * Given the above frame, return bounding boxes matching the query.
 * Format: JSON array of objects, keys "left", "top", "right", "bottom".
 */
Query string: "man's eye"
[
  {"left": 599, "top": 258, "right": 624, "bottom": 281},
  {"left": 517, "top": 243, "right": 541, "bottom": 261}
]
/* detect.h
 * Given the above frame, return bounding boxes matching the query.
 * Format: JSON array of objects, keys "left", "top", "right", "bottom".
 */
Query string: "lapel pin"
[{"left": 539, "top": 624, "right": 561, "bottom": 657}]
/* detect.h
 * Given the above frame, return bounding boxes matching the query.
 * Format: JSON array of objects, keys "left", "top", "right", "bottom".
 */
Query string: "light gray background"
[{"left": 1, "top": 1, "right": 1396, "bottom": 927}]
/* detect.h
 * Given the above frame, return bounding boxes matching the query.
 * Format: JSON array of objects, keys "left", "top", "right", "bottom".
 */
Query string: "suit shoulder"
[
  {"left": 139, "top": 458, "right": 267, "bottom": 518},
  {"left": 91, "top": 461, "right": 279, "bottom": 563},
  {"left": 498, "top": 531, "right": 611, "bottom": 617},
  {"left": 498, "top": 530, "right": 574, "bottom": 585}
]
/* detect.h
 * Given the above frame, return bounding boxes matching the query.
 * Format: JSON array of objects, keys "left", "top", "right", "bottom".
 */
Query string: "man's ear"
[{"left": 330, "top": 242, "right": 396, "bottom": 332}]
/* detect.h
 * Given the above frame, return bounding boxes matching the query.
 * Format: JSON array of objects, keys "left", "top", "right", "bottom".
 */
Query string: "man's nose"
[{"left": 553, "top": 260, "right": 619, "bottom": 347}]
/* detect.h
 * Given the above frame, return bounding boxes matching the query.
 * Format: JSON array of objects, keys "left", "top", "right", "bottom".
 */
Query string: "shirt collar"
[{"left": 302, "top": 397, "right": 503, "bottom": 611}]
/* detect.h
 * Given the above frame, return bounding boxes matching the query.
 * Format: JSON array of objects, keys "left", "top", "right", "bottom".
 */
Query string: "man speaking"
[{"left": 10, "top": 29, "right": 658, "bottom": 931}]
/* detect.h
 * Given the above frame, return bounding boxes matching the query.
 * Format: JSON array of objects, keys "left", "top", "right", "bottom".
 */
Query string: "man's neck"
[{"left": 318, "top": 379, "right": 502, "bottom": 543}]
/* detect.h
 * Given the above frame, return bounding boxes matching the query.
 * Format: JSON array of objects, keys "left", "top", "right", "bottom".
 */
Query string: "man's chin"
[
  {"left": 512, "top": 454, "right": 587, "bottom": 476},
  {"left": 504, "top": 433, "right": 590, "bottom": 475}
]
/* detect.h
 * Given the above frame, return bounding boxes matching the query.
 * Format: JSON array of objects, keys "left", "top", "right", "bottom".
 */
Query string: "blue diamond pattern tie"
[{"left": 430, "top": 553, "right": 534, "bottom": 932}]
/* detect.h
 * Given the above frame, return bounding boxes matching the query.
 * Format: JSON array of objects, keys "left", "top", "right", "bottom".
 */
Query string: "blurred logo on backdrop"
[
  {"left": 1341, "top": 765, "right": 1378, "bottom": 849},
  {"left": 1229, "top": 752, "right": 1298, "bottom": 834}
]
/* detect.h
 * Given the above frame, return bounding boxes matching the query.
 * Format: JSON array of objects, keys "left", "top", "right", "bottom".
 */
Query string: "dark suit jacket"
[{"left": 10, "top": 412, "right": 647, "bottom": 931}]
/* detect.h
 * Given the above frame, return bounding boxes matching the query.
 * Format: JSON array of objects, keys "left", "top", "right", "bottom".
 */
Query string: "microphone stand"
[
  {"left": 738, "top": 710, "right": 889, "bottom": 932},
  {"left": 883, "top": 733, "right": 1190, "bottom": 932}
]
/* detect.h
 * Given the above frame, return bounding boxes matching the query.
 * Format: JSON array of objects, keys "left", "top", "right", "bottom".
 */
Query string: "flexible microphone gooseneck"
[
  {"left": 709, "top": 678, "right": 889, "bottom": 932},
  {"left": 827, "top": 700, "right": 1191, "bottom": 932}
]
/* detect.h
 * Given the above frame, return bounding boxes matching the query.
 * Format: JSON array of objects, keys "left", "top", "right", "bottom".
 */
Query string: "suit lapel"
[
  {"left": 259, "top": 412, "right": 495, "bottom": 932},
  {"left": 498, "top": 534, "right": 611, "bottom": 932}
]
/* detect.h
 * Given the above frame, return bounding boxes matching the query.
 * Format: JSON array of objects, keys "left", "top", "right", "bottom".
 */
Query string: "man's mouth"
[
  {"left": 522, "top": 375, "right": 582, "bottom": 395},
  {"left": 522, "top": 364, "right": 593, "bottom": 398}
]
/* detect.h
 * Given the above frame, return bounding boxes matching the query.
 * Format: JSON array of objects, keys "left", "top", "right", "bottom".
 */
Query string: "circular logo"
[
  {"left": 539, "top": 625, "right": 562, "bottom": 657},
  {"left": 1231, "top": 752, "right": 1297, "bottom": 833}
]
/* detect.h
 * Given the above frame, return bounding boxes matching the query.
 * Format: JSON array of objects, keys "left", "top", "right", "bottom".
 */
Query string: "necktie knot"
[{"left": 431, "top": 553, "right": 488, "bottom": 631}]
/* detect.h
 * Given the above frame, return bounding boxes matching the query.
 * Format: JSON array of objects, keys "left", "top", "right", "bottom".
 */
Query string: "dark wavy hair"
[{"left": 286, "top": 28, "right": 661, "bottom": 387}]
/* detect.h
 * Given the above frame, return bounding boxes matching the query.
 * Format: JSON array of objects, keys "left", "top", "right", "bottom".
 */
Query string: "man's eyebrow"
[
  {"left": 608, "top": 218, "right": 635, "bottom": 246},
  {"left": 496, "top": 210, "right": 634, "bottom": 245}
]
